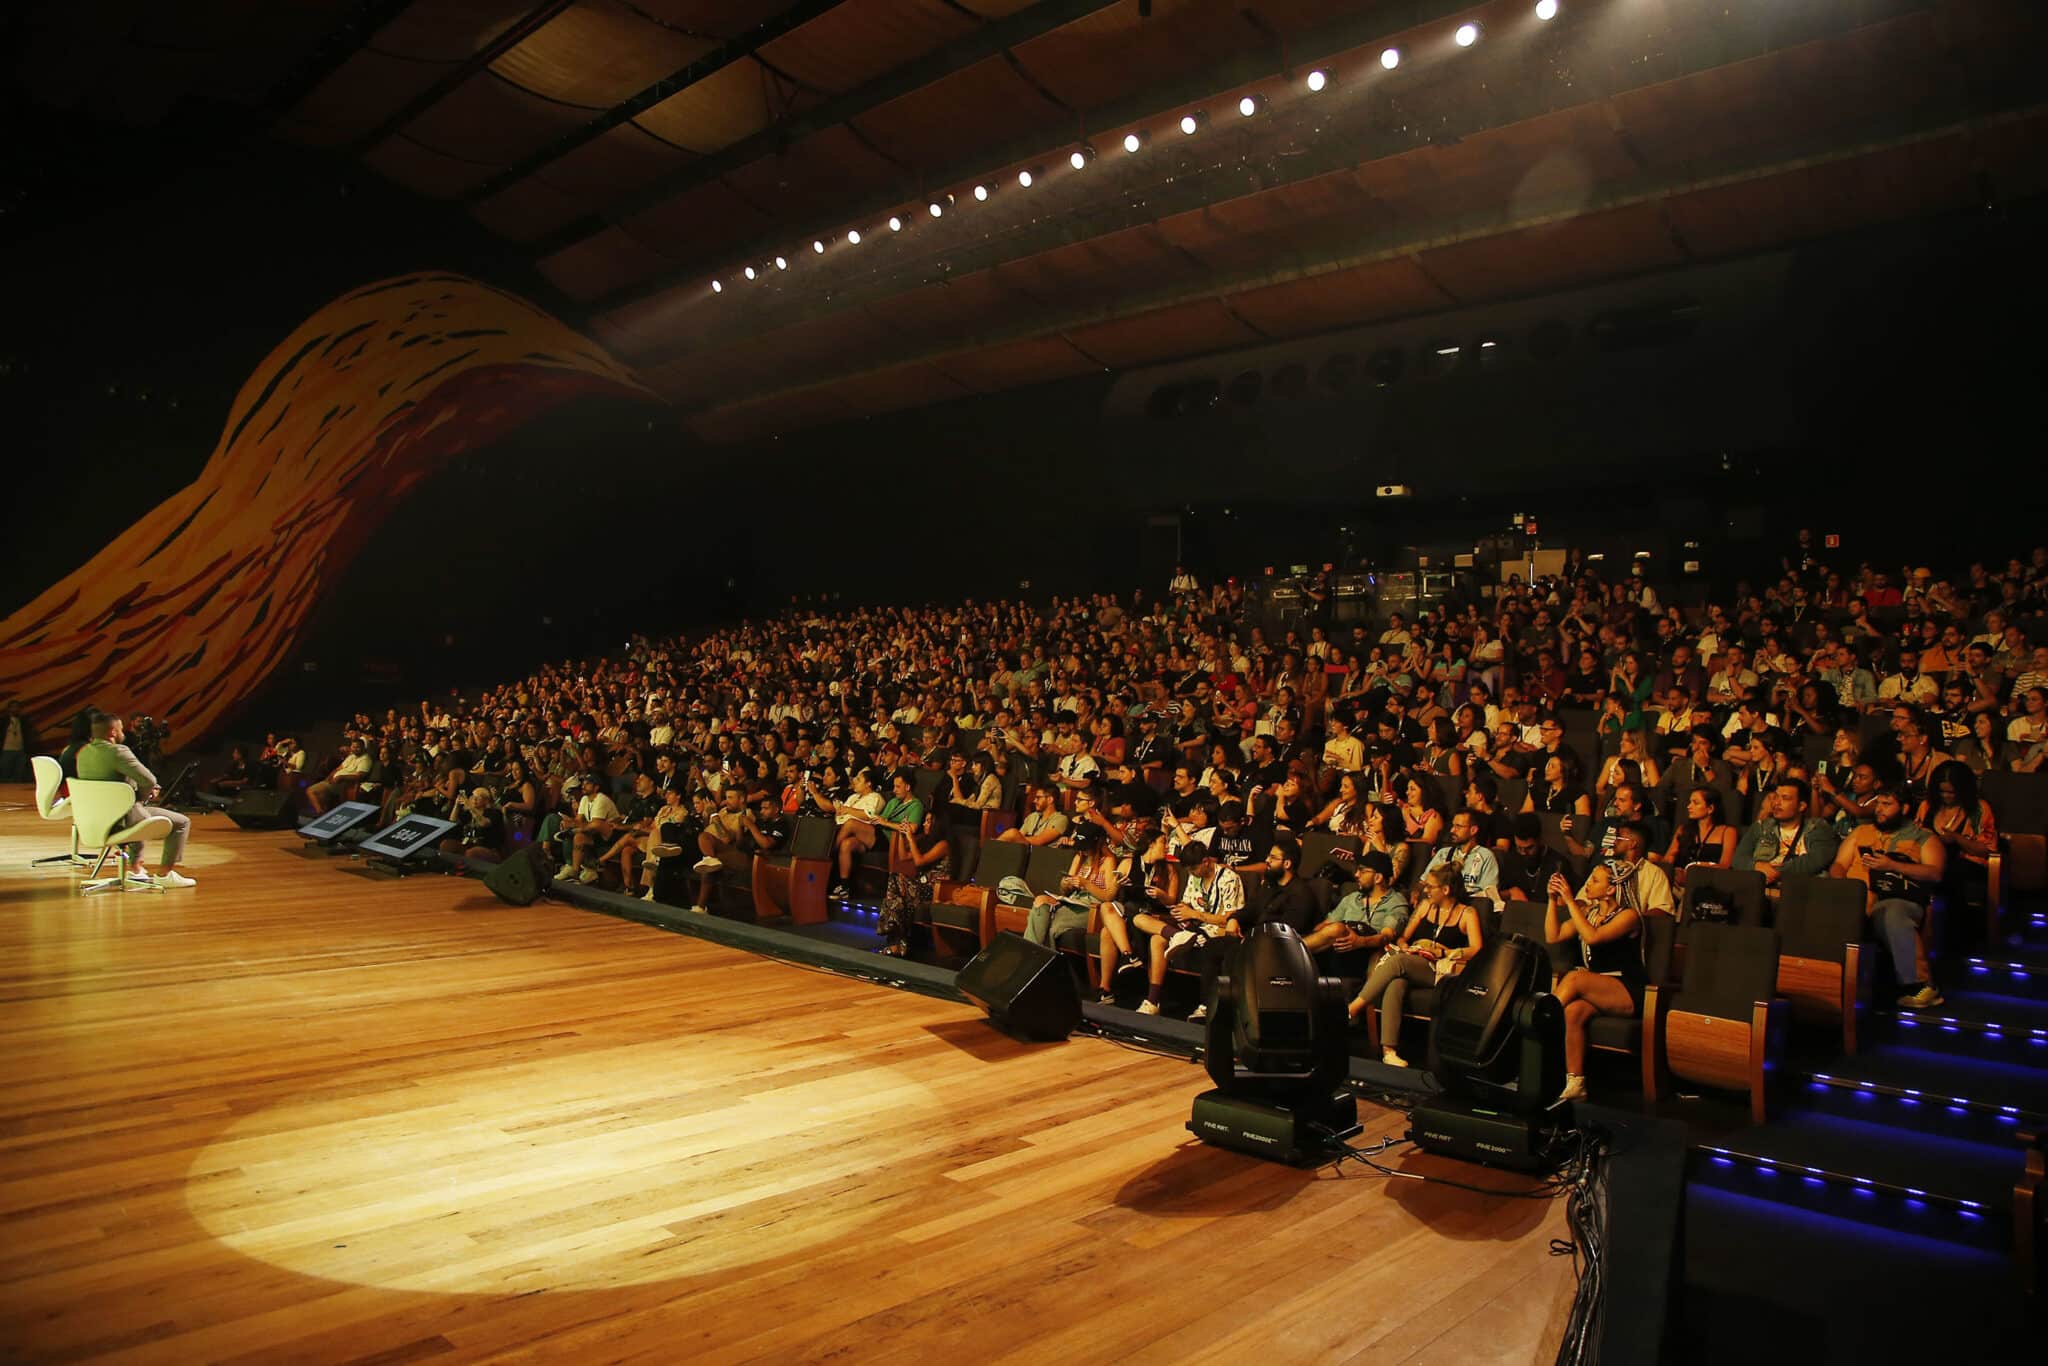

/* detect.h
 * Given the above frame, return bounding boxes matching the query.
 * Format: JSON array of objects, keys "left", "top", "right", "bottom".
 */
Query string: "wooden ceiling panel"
[
  {"left": 491, "top": 0, "right": 714, "bottom": 108},
  {"left": 1064, "top": 299, "right": 1264, "bottom": 369},
  {"left": 718, "top": 124, "right": 907, "bottom": 223},
  {"left": 470, "top": 172, "right": 583, "bottom": 241},
  {"left": 283, "top": 51, "right": 467, "bottom": 149},
  {"left": 850, "top": 56, "right": 1062, "bottom": 171},
  {"left": 755, "top": 0, "right": 978, "bottom": 95},
  {"left": 1011, "top": 0, "right": 1258, "bottom": 110},
  {"left": 362, "top": 131, "right": 497, "bottom": 200},
  {"left": 630, "top": 57, "right": 785, "bottom": 156},
  {"left": 399, "top": 74, "right": 590, "bottom": 180},
  {"left": 536, "top": 226, "right": 678, "bottom": 302},
  {"left": 1415, "top": 203, "right": 1688, "bottom": 306},
  {"left": 622, "top": 0, "right": 795, "bottom": 37},
  {"left": 524, "top": 121, "right": 693, "bottom": 204},
  {"left": 938, "top": 335, "right": 1100, "bottom": 392},
  {"left": 1225, "top": 259, "right": 1458, "bottom": 339}
]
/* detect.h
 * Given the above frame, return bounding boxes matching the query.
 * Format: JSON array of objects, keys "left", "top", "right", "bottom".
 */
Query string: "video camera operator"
[{"left": 76, "top": 709, "right": 196, "bottom": 888}]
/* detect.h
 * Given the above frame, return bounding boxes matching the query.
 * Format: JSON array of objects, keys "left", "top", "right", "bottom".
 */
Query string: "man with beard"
[
  {"left": 1733, "top": 778, "right": 1839, "bottom": 887},
  {"left": 1830, "top": 787, "right": 1947, "bottom": 1009}
]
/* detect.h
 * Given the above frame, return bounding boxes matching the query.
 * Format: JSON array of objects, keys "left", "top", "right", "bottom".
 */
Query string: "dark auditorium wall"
[{"left": 703, "top": 195, "right": 2048, "bottom": 598}]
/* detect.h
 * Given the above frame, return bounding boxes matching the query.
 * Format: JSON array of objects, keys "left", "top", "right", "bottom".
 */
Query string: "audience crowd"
[{"left": 176, "top": 535, "right": 2048, "bottom": 1100}]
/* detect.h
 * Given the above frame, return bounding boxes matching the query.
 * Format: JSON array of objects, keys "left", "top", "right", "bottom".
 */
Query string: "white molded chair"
[
  {"left": 30, "top": 755, "right": 87, "bottom": 868},
  {"left": 68, "top": 778, "right": 171, "bottom": 895}
]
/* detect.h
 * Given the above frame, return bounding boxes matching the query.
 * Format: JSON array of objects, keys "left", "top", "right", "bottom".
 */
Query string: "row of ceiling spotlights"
[{"left": 709, "top": 2, "right": 1558, "bottom": 293}]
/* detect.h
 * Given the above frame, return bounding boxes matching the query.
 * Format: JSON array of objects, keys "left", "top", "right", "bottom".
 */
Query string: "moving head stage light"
[
  {"left": 1188, "top": 925, "right": 1359, "bottom": 1165},
  {"left": 1411, "top": 935, "right": 1568, "bottom": 1171}
]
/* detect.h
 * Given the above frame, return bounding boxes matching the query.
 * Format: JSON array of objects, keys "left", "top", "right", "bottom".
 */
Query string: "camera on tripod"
[{"left": 128, "top": 715, "right": 171, "bottom": 765}]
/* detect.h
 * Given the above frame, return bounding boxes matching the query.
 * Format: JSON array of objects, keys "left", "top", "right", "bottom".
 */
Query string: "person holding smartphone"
[{"left": 1829, "top": 786, "right": 1946, "bottom": 1008}]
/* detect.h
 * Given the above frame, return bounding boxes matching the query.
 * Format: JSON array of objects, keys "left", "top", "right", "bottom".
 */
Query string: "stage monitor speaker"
[
  {"left": 229, "top": 788, "right": 296, "bottom": 830},
  {"left": 957, "top": 932, "right": 1082, "bottom": 1042},
  {"left": 484, "top": 846, "right": 547, "bottom": 906}
]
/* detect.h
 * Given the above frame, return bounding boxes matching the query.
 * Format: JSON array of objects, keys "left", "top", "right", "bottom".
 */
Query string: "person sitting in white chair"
[{"left": 75, "top": 709, "right": 195, "bottom": 888}]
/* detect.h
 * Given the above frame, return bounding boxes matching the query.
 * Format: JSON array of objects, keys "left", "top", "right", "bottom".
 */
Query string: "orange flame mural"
[{"left": 0, "top": 273, "right": 649, "bottom": 744}]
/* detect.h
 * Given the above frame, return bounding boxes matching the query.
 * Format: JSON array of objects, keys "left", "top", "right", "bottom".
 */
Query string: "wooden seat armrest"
[
  {"left": 1640, "top": 984, "right": 1664, "bottom": 1103},
  {"left": 1749, "top": 998, "right": 1788, "bottom": 1124},
  {"left": 1986, "top": 850, "right": 2003, "bottom": 941}
]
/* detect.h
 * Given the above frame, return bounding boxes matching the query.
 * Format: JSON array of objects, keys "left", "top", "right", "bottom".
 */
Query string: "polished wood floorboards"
[{"left": 0, "top": 794, "right": 1569, "bottom": 1363}]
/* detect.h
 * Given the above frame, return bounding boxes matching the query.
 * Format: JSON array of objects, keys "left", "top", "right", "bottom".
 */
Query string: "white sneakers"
[
  {"left": 577, "top": 868, "right": 599, "bottom": 885},
  {"left": 1381, "top": 1049, "right": 1409, "bottom": 1069},
  {"left": 692, "top": 855, "right": 723, "bottom": 872},
  {"left": 154, "top": 870, "right": 197, "bottom": 889},
  {"left": 1553, "top": 1074, "right": 1588, "bottom": 1107},
  {"left": 553, "top": 867, "right": 577, "bottom": 881},
  {"left": 1135, "top": 1000, "right": 1162, "bottom": 1016}
]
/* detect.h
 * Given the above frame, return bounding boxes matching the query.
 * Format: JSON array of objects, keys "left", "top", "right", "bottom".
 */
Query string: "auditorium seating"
[
  {"left": 1773, "top": 875, "right": 1871, "bottom": 1055},
  {"left": 1646, "top": 922, "right": 1785, "bottom": 1123},
  {"left": 751, "top": 815, "right": 834, "bottom": 926},
  {"left": 929, "top": 839, "right": 1025, "bottom": 950}
]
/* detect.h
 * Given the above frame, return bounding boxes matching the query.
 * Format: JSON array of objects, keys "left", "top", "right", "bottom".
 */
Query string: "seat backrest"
[
  {"left": 1677, "top": 923, "right": 1780, "bottom": 1021},
  {"left": 1299, "top": 831, "right": 1357, "bottom": 880},
  {"left": 948, "top": 833, "right": 980, "bottom": 882},
  {"left": 789, "top": 815, "right": 836, "bottom": 861},
  {"left": 1498, "top": 900, "right": 1547, "bottom": 944},
  {"left": 1536, "top": 811, "right": 1573, "bottom": 859},
  {"left": 1497, "top": 776, "right": 1528, "bottom": 817},
  {"left": 1774, "top": 876, "right": 1867, "bottom": 964},
  {"left": 912, "top": 767, "right": 945, "bottom": 808},
  {"left": 971, "top": 839, "right": 1028, "bottom": 889},
  {"left": 66, "top": 779, "right": 143, "bottom": 847},
  {"left": 1024, "top": 843, "right": 1074, "bottom": 895},
  {"left": 1643, "top": 911, "right": 1679, "bottom": 986},
  {"left": 32, "top": 755, "right": 68, "bottom": 818},
  {"left": 1680, "top": 866, "right": 1769, "bottom": 928},
  {"left": 1429, "top": 773, "right": 1463, "bottom": 816},
  {"left": 1983, "top": 770, "right": 2048, "bottom": 836}
]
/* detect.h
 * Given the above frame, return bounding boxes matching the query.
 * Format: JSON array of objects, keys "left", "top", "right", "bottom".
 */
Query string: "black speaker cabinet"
[
  {"left": 228, "top": 788, "right": 296, "bottom": 830},
  {"left": 957, "top": 932, "right": 1082, "bottom": 1042},
  {"left": 483, "top": 845, "right": 547, "bottom": 906}
]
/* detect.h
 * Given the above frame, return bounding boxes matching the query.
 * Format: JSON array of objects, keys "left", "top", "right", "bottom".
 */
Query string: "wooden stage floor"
[{"left": 0, "top": 793, "right": 1569, "bottom": 1363}]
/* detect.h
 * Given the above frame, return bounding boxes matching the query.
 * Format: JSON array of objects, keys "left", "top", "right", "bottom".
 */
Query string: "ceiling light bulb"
[
  {"left": 774, "top": 256, "right": 787, "bottom": 270},
  {"left": 929, "top": 201, "right": 944, "bottom": 217},
  {"left": 1017, "top": 169, "right": 1033, "bottom": 188},
  {"left": 743, "top": 266, "right": 756, "bottom": 280},
  {"left": 711, "top": 279, "right": 722, "bottom": 293},
  {"left": 1123, "top": 131, "right": 1145, "bottom": 153},
  {"left": 812, "top": 239, "right": 825, "bottom": 253},
  {"left": 974, "top": 184, "right": 990, "bottom": 201},
  {"left": 1381, "top": 47, "right": 1401, "bottom": 70},
  {"left": 1306, "top": 69, "right": 1327, "bottom": 92},
  {"left": 1456, "top": 23, "right": 1480, "bottom": 46},
  {"left": 847, "top": 229, "right": 861, "bottom": 244},
  {"left": 1536, "top": 0, "right": 1559, "bottom": 19},
  {"left": 1180, "top": 113, "right": 1200, "bottom": 135},
  {"left": 888, "top": 215, "right": 903, "bottom": 231},
  {"left": 1069, "top": 143, "right": 1096, "bottom": 168}
]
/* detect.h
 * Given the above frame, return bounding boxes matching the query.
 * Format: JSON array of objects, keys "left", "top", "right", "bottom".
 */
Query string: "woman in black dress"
[{"left": 1545, "top": 864, "right": 1647, "bottom": 1105}]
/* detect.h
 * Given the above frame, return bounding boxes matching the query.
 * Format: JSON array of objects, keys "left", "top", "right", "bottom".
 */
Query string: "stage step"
[
  {"left": 1682, "top": 1185, "right": 2026, "bottom": 1362},
  {"left": 1869, "top": 989, "right": 2048, "bottom": 1066},
  {"left": 1689, "top": 1110, "right": 2022, "bottom": 1255},
  {"left": 1962, "top": 943, "right": 2048, "bottom": 1002},
  {"left": 1790, "top": 1044, "right": 2048, "bottom": 1147}
]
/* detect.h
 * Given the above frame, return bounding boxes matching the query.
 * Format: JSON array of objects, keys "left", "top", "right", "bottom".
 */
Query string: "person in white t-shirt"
[
  {"left": 554, "top": 778, "right": 623, "bottom": 883},
  {"left": 307, "top": 739, "right": 372, "bottom": 813}
]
